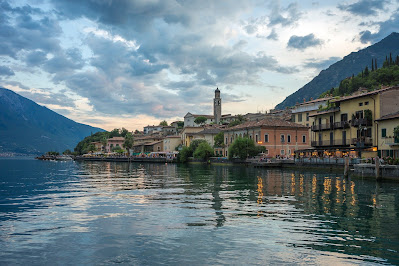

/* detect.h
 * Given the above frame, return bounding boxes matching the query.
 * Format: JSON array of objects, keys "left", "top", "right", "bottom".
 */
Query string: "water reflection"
[{"left": 1, "top": 159, "right": 399, "bottom": 264}]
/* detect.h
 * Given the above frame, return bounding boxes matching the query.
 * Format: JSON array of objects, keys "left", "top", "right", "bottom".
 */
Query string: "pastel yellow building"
[
  {"left": 309, "top": 86, "right": 399, "bottom": 158},
  {"left": 375, "top": 112, "right": 399, "bottom": 158}
]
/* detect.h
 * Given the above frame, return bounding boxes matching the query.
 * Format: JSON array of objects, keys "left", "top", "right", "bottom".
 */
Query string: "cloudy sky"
[{"left": 1, "top": 0, "right": 399, "bottom": 131}]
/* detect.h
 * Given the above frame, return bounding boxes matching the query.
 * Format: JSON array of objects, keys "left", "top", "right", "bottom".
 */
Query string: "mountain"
[
  {"left": 276, "top": 32, "right": 399, "bottom": 109},
  {"left": 0, "top": 88, "right": 104, "bottom": 154}
]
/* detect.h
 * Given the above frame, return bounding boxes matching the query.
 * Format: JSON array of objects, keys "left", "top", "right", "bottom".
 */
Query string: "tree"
[
  {"left": 120, "top": 127, "right": 129, "bottom": 137},
  {"left": 193, "top": 142, "right": 214, "bottom": 160},
  {"left": 123, "top": 132, "right": 134, "bottom": 155},
  {"left": 194, "top": 116, "right": 207, "bottom": 125},
  {"left": 109, "top": 128, "right": 121, "bottom": 138},
  {"left": 178, "top": 146, "right": 192, "bottom": 163},
  {"left": 189, "top": 139, "right": 207, "bottom": 152},
  {"left": 214, "top": 131, "right": 225, "bottom": 147},
  {"left": 159, "top": 120, "right": 168, "bottom": 126},
  {"left": 177, "top": 121, "right": 184, "bottom": 128},
  {"left": 228, "top": 137, "right": 262, "bottom": 160},
  {"left": 134, "top": 129, "right": 140, "bottom": 134},
  {"left": 364, "top": 66, "right": 369, "bottom": 76},
  {"left": 63, "top": 149, "right": 72, "bottom": 155}
]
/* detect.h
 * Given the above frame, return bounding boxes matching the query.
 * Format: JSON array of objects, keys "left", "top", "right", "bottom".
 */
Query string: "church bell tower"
[{"left": 213, "top": 87, "right": 221, "bottom": 124}]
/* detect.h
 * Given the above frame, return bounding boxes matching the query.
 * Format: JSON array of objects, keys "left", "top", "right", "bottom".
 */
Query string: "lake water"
[{"left": 1, "top": 158, "right": 399, "bottom": 265}]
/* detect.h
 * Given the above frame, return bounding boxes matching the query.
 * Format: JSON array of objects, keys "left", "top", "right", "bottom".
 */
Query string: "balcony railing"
[
  {"left": 311, "top": 123, "right": 333, "bottom": 131},
  {"left": 351, "top": 118, "right": 372, "bottom": 127},
  {"left": 333, "top": 121, "right": 350, "bottom": 129},
  {"left": 384, "top": 137, "right": 399, "bottom": 146},
  {"left": 311, "top": 139, "right": 351, "bottom": 147},
  {"left": 351, "top": 137, "right": 373, "bottom": 146}
]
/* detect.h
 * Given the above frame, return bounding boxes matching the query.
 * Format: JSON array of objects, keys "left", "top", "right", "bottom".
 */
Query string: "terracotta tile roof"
[
  {"left": 332, "top": 86, "right": 399, "bottom": 103},
  {"left": 193, "top": 128, "right": 221, "bottom": 135},
  {"left": 144, "top": 140, "right": 163, "bottom": 146},
  {"left": 376, "top": 111, "right": 399, "bottom": 121},
  {"left": 165, "top": 135, "right": 181, "bottom": 138},
  {"left": 108, "top": 137, "right": 125, "bottom": 141},
  {"left": 224, "top": 118, "right": 308, "bottom": 131}
]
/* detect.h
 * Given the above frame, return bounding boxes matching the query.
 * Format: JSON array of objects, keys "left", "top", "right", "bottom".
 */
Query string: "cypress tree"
[
  {"left": 371, "top": 59, "right": 374, "bottom": 71},
  {"left": 364, "top": 66, "right": 369, "bottom": 76},
  {"left": 375, "top": 58, "right": 377, "bottom": 70},
  {"left": 396, "top": 55, "right": 399, "bottom": 65},
  {"left": 390, "top": 52, "right": 393, "bottom": 65}
]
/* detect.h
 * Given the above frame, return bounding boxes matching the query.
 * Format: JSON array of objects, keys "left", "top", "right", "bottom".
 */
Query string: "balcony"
[
  {"left": 351, "top": 118, "right": 372, "bottom": 127},
  {"left": 333, "top": 121, "right": 350, "bottom": 129},
  {"left": 384, "top": 137, "right": 399, "bottom": 146},
  {"left": 311, "top": 123, "right": 333, "bottom": 131},
  {"left": 351, "top": 137, "right": 373, "bottom": 147},
  {"left": 311, "top": 139, "right": 351, "bottom": 147}
]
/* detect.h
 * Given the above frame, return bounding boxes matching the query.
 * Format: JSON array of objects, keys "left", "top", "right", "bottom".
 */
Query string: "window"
[
  {"left": 302, "top": 135, "right": 306, "bottom": 143},
  {"left": 281, "top": 134, "right": 285, "bottom": 143},
  {"left": 264, "top": 134, "right": 269, "bottom": 142},
  {"left": 298, "top": 114, "right": 303, "bottom": 122},
  {"left": 265, "top": 149, "right": 269, "bottom": 155},
  {"left": 287, "top": 135, "right": 291, "bottom": 143},
  {"left": 281, "top": 149, "right": 285, "bottom": 155},
  {"left": 359, "top": 102, "right": 363, "bottom": 106},
  {"left": 230, "top": 137, "right": 233, "bottom": 143},
  {"left": 225, "top": 137, "right": 228, "bottom": 144},
  {"left": 255, "top": 134, "right": 258, "bottom": 142},
  {"left": 365, "top": 101, "right": 369, "bottom": 105},
  {"left": 291, "top": 115, "right": 295, "bottom": 122},
  {"left": 382, "top": 128, "right": 387, "bottom": 138},
  {"left": 288, "top": 149, "right": 291, "bottom": 155},
  {"left": 306, "top": 113, "right": 309, "bottom": 121}
]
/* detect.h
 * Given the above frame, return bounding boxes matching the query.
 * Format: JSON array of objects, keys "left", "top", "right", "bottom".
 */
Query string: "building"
[
  {"left": 105, "top": 137, "right": 125, "bottom": 152},
  {"left": 214, "top": 87, "right": 221, "bottom": 124},
  {"left": 163, "top": 135, "right": 182, "bottom": 152},
  {"left": 222, "top": 118, "right": 310, "bottom": 158},
  {"left": 309, "top": 86, "right": 399, "bottom": 158},
  {"left": 143, "top": 125, "right": 163, "bottom": 135},
  {"left": 188, "top": 128, "right": 221, "bottom": 147},
  {"left": 375, "top": 111, "right": 399, "bottom": 158},
  {"left": 291, "top": 97, "right": 331, "bottom": 128},
  {"left": 132, "top": 136, "right": 164, "bottom": 154},
  {"left": 181, "top": 126, "right": 205, "bottom": 146},
  {"left": 183, "top": 113, "right": 215, "bottom": 127}
]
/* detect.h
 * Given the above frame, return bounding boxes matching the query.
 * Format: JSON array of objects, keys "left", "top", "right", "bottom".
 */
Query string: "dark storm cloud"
[
  {"left": 0, "top": 66, "right": 14, "bottom": 76},
  {"left": 303, "top": 57, "right": 341, "bottom": 70},
  {"left": 358, "top": 10, "right": 399, "bottom": 44},
  {"left": 0, "top": 3, "right": 61, "bottom": 58},
  {"left": 338, "top": 0, "right": 388, "bottom": 16},
  {"left": 287, "top": 34, "right": 323, "bottom": 50},
  {"left": 25, "top": 50, "right": 47, "bottom": 66}
]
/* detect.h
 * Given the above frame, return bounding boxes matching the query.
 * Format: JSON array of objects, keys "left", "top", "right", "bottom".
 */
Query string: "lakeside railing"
[{"left": 295, "top": 157, "right": 361, "bottom": 165}]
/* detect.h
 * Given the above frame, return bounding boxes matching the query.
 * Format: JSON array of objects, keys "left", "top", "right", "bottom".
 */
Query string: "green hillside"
[{"left": 319, "top": 55, "right": 399, "bottom": 98}]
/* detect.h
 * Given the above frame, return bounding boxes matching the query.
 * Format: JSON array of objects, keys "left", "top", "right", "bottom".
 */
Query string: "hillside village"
[{"left": 84, "top": 85, "right": 399, "bottom": 161}]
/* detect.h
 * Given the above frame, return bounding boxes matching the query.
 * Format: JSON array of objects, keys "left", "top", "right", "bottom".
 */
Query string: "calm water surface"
[{"left": 1, "top": 158, "right": 399, "bottom": 265}]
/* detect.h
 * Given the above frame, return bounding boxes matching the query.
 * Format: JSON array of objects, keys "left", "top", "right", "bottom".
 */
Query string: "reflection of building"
[
  {"left": 308, "top": 86, "right": 399, "bottom": 158},
  {"left": 223, "top": 119, "right": 309, "bottom": 157},
  {"left": 375, "top": 111, "right": 399, "bottom": 158}
]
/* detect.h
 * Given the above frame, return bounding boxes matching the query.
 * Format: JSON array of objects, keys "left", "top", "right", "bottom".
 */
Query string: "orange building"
[{"left": 223, "top": 119, "right": 310, "bottom": 158}]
